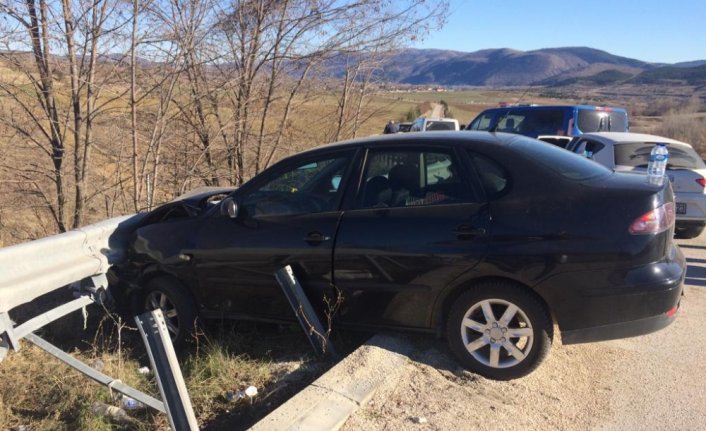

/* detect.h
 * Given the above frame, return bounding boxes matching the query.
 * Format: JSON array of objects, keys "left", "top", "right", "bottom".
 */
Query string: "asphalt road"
[{"left": 343, "top": 234, "right": 706, "bottom": 431}]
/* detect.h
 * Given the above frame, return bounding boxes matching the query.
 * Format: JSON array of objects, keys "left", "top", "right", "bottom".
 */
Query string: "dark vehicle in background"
[
  {"left": 466, "top": 105, "right": 629, "bottom": 138},
  {"left": 567, "top": 132, "right": 706, "bottom": 239},
  {"left": 398, "top": 122, "right": 413, "bottom": 132},
  {"left": 537, "top": 135, "right": 573, "bottom": 148},
  {"left": 113, "top": 132, "right": 684, "bottom": 380}
]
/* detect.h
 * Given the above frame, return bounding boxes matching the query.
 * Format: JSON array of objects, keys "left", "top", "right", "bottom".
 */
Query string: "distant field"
[{"left": 372, "top": 90, "right": 584, "bottom": 125}]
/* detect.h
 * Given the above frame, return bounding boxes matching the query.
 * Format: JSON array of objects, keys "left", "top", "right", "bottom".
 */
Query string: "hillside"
[
  {"left": 376, "top": 47, "right": 706, "bottom": 87},
  {"left": 631, "top": 64, "right": 706, "bottom": 85}
]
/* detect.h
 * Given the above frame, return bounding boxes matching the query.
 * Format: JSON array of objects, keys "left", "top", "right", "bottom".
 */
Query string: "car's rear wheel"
[
  {"left": 139, "top": 277, "right": 198, "bottom": 351},
  {"left": 446, "top": 282, "right": 552, "bottom": 380}
]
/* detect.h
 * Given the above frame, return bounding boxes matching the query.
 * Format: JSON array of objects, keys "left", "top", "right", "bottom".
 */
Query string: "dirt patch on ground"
[{"left": 344, "top": 336, "right": 617, "bottom": 431}]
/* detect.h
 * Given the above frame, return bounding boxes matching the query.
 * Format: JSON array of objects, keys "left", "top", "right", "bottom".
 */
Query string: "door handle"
[
  {"left": 454, "top": 225, "right": 486, "bottom": 240},
  {"left": 304, "top": 231, "right": 331, "bottom": 246}
]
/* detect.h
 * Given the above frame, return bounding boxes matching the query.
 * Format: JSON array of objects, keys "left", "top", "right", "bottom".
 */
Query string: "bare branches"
[{"left": 0, "top": 0, "right": 449, "bottom": 241}]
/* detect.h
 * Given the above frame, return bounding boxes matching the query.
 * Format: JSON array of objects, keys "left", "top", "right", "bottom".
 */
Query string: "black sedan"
[{"left": 113, "top": 132, "right": 685, "bottom": 380}]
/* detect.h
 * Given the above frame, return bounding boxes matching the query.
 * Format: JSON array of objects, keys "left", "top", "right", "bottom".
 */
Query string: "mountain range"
[{"left": 376, "top": 47, "right": 706, "bottom": 87}]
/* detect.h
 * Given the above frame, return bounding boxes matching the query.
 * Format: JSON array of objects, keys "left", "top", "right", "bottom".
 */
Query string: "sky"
[{"left": 418, "top": 0, "right": 706, "bottom": 64}]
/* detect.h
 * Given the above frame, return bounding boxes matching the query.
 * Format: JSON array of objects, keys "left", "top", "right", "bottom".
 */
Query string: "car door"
[
  {"left": 189, "top": 149, "right": 358, "bottom": 320},
  {"left": 332, "top": 145, "right": 490, "bottom": 329}
]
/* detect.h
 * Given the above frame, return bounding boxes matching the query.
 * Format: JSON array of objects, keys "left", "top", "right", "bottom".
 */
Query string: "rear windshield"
[
  {"left": 614, "top": 142, "right": 706, "bottom": 169},
  {"left": 577, "top": 110, "right": 628, "bottom": 133},
  {"left": 510, "top": 136, "right": 612, "bottom": 181}
]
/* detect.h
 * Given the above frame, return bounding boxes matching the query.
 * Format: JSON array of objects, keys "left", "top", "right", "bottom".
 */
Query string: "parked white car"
[
  {"left": 567, "top": 132, "right": 706, "bottom": 238},
  {"left": 410, "top": 117, "right": 459, "bottom": 132}
]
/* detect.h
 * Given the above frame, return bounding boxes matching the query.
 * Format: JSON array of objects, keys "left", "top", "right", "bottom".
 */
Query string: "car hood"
[
  {"left": 169, "top": 186, "right": 236, "bottom": 206},
  {"left": 128, "top": 187, "right": 235, "bottom": 264}
]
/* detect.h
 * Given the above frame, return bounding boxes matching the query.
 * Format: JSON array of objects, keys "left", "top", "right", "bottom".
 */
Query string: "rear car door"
[
  {"left": 190, "top": 149, "right": 358, "bottom": 320},
  {"left": 332, "top": 145, "right": 490, "bottom": 329}
]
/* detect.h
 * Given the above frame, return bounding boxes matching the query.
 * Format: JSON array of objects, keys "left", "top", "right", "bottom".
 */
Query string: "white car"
[
  {"left": 567, "top": 132, "right": 706, "bottom": 238},
  {"left": 409, "top": 117, "right": 459, "bottom": 132}
]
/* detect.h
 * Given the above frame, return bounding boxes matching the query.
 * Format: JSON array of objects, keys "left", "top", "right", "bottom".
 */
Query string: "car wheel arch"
[{"left": 131, "top": 268, "right": 198, "bottom": 310}]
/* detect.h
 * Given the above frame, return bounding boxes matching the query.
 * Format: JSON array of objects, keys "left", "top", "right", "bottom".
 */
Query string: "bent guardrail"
[
  {"left": 0, "top": 213, "right": 198, "bottom": 430},
  {"left": 0, "top": 214, "right": 144, "bottom": 313}
]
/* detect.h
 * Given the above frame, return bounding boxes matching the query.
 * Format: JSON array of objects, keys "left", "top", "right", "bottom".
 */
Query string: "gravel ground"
[{"left": 343, "top": 235, "right": 706, "bottom": 431}]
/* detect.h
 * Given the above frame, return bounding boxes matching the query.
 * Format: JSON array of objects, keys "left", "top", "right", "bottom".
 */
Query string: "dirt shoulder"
[{"left": 343, "top": 238, "right": 706, "bottom": 431}]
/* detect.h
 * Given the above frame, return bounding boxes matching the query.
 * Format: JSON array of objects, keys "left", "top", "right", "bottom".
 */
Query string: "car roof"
[
  {"left": 422, "top": 117, "right": 458, "bottom": 122},
  {"left": 579, "top": 132, "right": 691, "bottom": 147},
  {"left": 482, "top": 105, "right": 627, "bottom": 111},
  {"left": 537, "top": 135, "right": 571, "bottom": 140},
  {"left": 298, "top": 131, "right": 516, "bottom": 155}
]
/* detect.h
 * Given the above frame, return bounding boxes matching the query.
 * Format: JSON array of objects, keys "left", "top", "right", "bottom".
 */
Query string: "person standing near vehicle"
[{"left": 383, "top": 120, "right": 399, "bottom": 134}]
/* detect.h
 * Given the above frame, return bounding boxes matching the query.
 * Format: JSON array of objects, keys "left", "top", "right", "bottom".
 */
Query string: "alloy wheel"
[{"left": 460, "top": 298, "right": 534, "bottom": 369}]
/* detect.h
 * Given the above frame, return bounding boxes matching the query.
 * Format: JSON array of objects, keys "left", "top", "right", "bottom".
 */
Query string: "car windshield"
[
  {"left": 510, "top": 136, "right": 612, "bottom": 180},
  {"left": 494, "top": 109, "right": 565, "bottom": 136},
  {"left": 614, "top": 142, "right": 706, "bottom": 169},
  {"left": 577, "top": 110, "right": 628, "bottom": 133}
]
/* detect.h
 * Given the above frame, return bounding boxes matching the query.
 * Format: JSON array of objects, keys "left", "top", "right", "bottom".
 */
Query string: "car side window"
[
  {"left": 242, "top": 153, "right": 351, "bottom": 217},
  {"left": 469, "top": 112, "right": 494, "bottom": 130},
  {"left": 468, "top": 153, "right": 509, "bottom": 199},
  {"left": 497, "top": 114, "right": 523, "bottom": 133},
  {"left": 356, "top": 149, "right": 470, "bottom": 209}
]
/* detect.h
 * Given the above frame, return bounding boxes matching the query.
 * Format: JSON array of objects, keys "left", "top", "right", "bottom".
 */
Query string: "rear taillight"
[
  {"left": 629, "top": 202, "right": 675, "bottom": 235},
  {"left": 696, "top": 178, "right": 706, "bottom": 188}
]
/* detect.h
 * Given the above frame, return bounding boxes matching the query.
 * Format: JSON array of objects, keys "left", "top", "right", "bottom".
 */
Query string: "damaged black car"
[{"left": 112, "top": 132, "right": 685, "bottom": 380}]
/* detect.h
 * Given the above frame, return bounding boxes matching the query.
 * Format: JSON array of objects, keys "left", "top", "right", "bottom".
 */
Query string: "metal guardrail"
[
  {"left": 0, "top": 214, "right": 145, "bottom": 313},
  {"left": 137, "top": 309, "right": 199, "bottom": 430},
  {"left": 275, "top": 265, "right": 339, "bottom": 359},
  {"left": 0, "top": 213, "right": 198, "bottom": 430}
]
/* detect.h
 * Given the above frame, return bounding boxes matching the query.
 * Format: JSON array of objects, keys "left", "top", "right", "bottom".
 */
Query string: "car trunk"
[{"left": 581, "top": 171, "right": 676, "bottom": 265}]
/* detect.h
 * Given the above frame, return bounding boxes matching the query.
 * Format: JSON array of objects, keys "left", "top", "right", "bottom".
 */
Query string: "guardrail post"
[
  {"left": 275, "top": 265, "right": 339, "bottom": 359},
  {"left": 135, "top": 309, "right": 199, "bottom": 431},
  {"left": 0, "top": 312, "right": 18, "bottom": 353}
]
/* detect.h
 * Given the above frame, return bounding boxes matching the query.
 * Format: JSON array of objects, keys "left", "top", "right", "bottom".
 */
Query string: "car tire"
[
  {"left": 446, "top": 282, "right": 552, "bottom": 380},
  {"left": 139, "top": 277, "right": 198, "bottom": 351},
  {"left": 675, "top": 224, "right": 704, "bottom": 239}
]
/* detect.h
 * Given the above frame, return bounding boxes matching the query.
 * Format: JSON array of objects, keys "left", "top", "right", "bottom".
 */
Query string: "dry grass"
[{"left": 0, "top": 315, "right": 333, "bottom": 430}]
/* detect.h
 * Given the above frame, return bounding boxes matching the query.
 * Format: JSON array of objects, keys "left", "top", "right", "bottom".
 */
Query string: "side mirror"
[{"left": 220, "top": 197, "right": 239, "bottom": 219}]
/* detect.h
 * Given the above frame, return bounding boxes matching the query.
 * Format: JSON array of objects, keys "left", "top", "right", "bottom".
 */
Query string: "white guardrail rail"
[
  {"left": 0, "top": 214, "right": 143, "bottom": 313},
  {"left": 0, "top": 213, "right": 198, "bottom": 430}
]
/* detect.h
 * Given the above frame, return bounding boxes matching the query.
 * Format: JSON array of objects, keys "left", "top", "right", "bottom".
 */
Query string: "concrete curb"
[{"left": 249, "top": 334, "right": 413, "bottom": 431}]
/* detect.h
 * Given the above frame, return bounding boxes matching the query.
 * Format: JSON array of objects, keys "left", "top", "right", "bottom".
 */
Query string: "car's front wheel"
[
  {"left": 446, "top": 282, "right": 552, "bottom": 380},
  {"left": 138, "top": 277, "right": 198, "bottom": 351}
]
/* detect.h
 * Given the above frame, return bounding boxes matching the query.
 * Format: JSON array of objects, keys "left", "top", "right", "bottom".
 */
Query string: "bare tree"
[
  {"left": 0, "top": 0, "right": 448, "bottom": 240},
  {"left": 0, "top": 0, "right": 129, "bottom": 231},
  {"left": 213, "top": 0, "right": 448, "bottom": 182}
]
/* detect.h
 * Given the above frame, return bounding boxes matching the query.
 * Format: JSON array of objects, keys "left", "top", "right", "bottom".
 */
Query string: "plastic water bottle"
[
  {"left": 121, "top": 396, "right": 143, "bottom": 410},
  {"left": 647, "top": 143, "right": 669, "bottom": 185}
]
